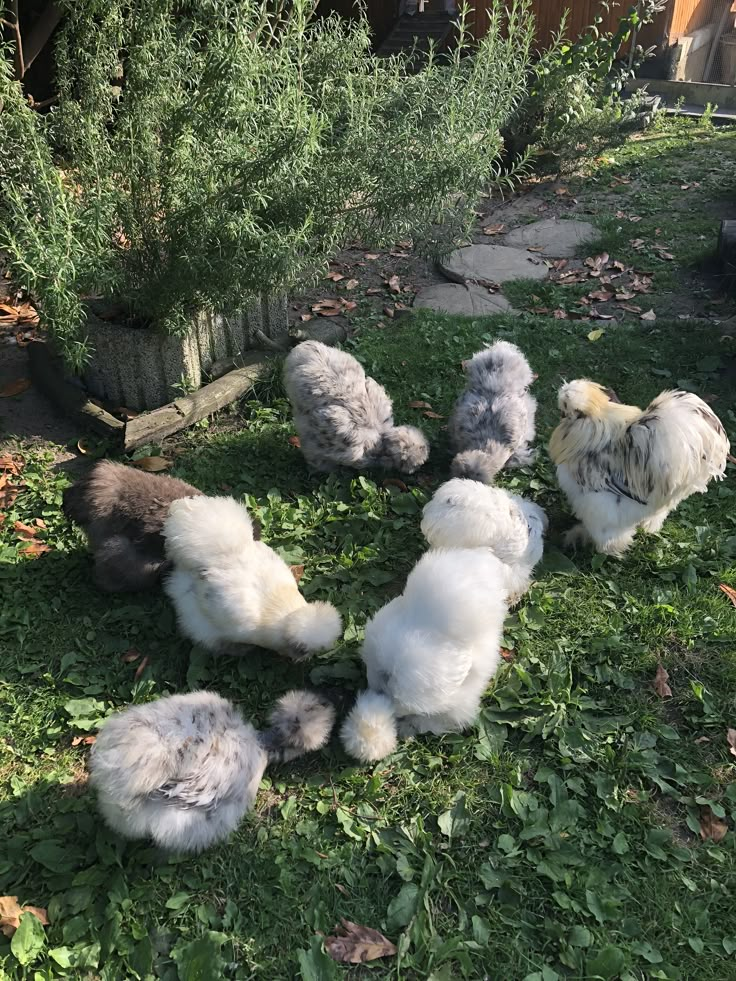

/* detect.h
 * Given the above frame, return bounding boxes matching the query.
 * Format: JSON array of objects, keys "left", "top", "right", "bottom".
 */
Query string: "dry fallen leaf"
[
  {"left": 588, "top": 290, "right": 613, "bottom": 302},
  {"left": 615, "top": 290, "right": 635, "bottom": 301},
  {"left": 335, "top": 884, "right": 350, "bottom": 897},
  {"left": 13, "top": 520, "right": 38, "bottom": 540},
  {"left": 727, "top": 729, "right": 736, "bottom": 758},
  {"left": 365, "top": 287, "right": 382, "bottom": 295},
  {"left": 344, "top": 279, "right": 359, "bottom": 290},
  {"left": 311, "top": 299, "right": 343, "bottom": 317},
  {"left": 500, "top": 647, "right": 514, "bottom": 663},
  {"left": 364, "top": 253, "right": 380, "bottom": 260},
  {"left": 408, "top": 400, "right": 433, "bottom": 410},
  {"left": 423, "top": 410, "right": 444, "bottom": 419},
  {"left": 554, "top": 187, "right": 569, "bottom": 196},
  {"left": 324, "top": 919, "right": 397, "bottom": 964},
  {"left": 382, "top": 478, "right": 409, "bottom": 493},
  {"left": 640, "top": 309, "right": 657, "bottom": 322},
  {"left": 325, "top": 271, "right": 344, "bottom": 282},
  {"left": 0, "top": 455, "right": 23, "bottom": 476},
  {"left": 482, "top": 223, "right": 506, "bottom": 236},
  {"left": 0, "top": 480, "right": 20, "bottom": 509},
  {"left": 132, "top": 456, "right": 171, "bottom": 472},
  {"left": 386, "top": 275, "right": 401, "bottom": 294},
  {"left": 290, "top": 564, "right": 305, "bottom": 583},
  {"left": 121, "top": 649, "right": 141, "bottom": 663},
  {"left": 0, "top": 378, "right": 31, "bottom": 398},
  {"left": 20, "top": 540, "right": 52, "bottom": 557},
  {"left": 299, "top": 313, "right": 314, "bottom": 322},
  {"left": 699, "top": 806, "right": 728, "bottom": 843},
  {"left": 0, "top": 896, "right": 49, "bottom": 938},
  {"left": 694, "top": 735, "right": 711, "bottom": 745},
  {"left": 134, "top": 655, "right": 150, "bottom": 681},
  {"left": 71, "top": 735, "right": 96, "bottom": 747},
  {"left": 342, "top": 300, "right": 357, "bottom": 313},
  {"left": 288, "top": 435, "right": 301, "bottom": 449},
  {"left": 653, "top": 662, "right": 672, "bottom": 698},
  {"left": 719, "top": 583, "right": 736, "bottom": 608}
]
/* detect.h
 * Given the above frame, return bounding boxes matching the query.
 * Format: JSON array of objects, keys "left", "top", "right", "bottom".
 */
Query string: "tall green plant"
[{"left": 0, "top": 0, "right": 533, "bottom": 370}]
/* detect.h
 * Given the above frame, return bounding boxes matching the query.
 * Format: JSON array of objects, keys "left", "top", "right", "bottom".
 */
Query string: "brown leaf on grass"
[
  {"left": 552, "top": 259, "right": 568, "bottom": 271},
  {"left": 553, "top": 309, "right": 569, "bottom": 320},
  {"left": 619, "top": 303, "right": 642, "bottom": 314},
  {"left": 335, "top": 883, "right": 350, "bottom": 897},
  {"left": 382, "top": 478, "right": 409, "bottom": 493},
  {"left": 71, "top": 735, "right": 96, "bottom": 747},
  {"left": 408, "top": 400, "right": 432, "bottom": 410},
  {"left": 527, "top": 246, "right": 545, "bottom": 253},
  {"left": 290, "top": 564, "right": 304, "bottom": 583},
  {"left": 366, "top": 287, "right": 382, "bottom": 295},
  {"left": 653, "top": 662, "right": 672, "bottom": 698},
  {"left": 630, "top": 238, "right": 645, "bottom": 250},
  {"left": 13, "top": 521, "right": 38, "bottom": 540},
  {"left": 0, "top": 455, "right": 23, "bottom": 476},
  {"left": 694, "top": 735, "right": 711, "bottom": 745},
  {"left": 531, "top": 307, "right": 551, "bottom": 315},
  {"left": 364, "top": 253, "right": 380, "bottom": 260},
  {"left": 0, "top": 478, "right": 20, "bottom": 510},
  {"left": 344, "top": 279, "right": 359, "bottom": 290},
  {"left": 615, "top": 290, "right": 635, "bottom": 301},
  {"left": 554, "top": 187, "right": 569, "bottom": 196},
  {"left": 383, "top": 306, "right": 395, "bottom": 319},
  {"left": 299, "top": 313, "right": 314, "bottom": 322},
  {"left": 727, "top": 729, "right": 736, "bottom": 757},
  {"left": 0, "top": 896, "right": 49, "bottom": 938},
  {"left": 500, "top": 647, "right": 514, "bottom": 663},
  {"left": 584, "top": 253, "right": 610, "bottom": 273},
  {"left": 311, "top": 299, "right": 343, "bottom": 317},
  {"left": 121, "top": 649, "right": 141, "bottom": 663},
  {"left": 386, "top": 275, "right": 401, "bottom": 294},
  {"left": 20, "top": 540, "right": 52, "bottom": 557},
  {"left": 720, "top": 583, "right": 736, "bottom": 608},
  {"left": 325, "top": 271, "right": 344, "bottom": 282},
  {"left": 423, "top": 410, "right": 444, "bottom": 419},
  {"left": 132, "top": 456, "right": 171, "bottom": 472},
  {"left": 0, "top": 378, "right": 31, "bottom": 398},
  {"left": 588, "top": 290, "right": 613, "bottom": 302},
  {"left": 640, "top": 309, "right": 657, "bottom": 322},
  {"left": 288, "top": 435, "right": 301, "bottom": 449},
  {"left": 700, "top": 806, "right": 728, "bottom": 843},
  {"left": 341, "top": 300, "right": 357, "bottom": 313},
  {"left": 134, "top": 655, "right": 150, "bottom": 681},
  {"left": 324, "top": 919, "right": 397, "bottom": 964},
  {"left": 482, "top": 223, "right": 506, "bottom": 236},
  {"left": 0, "top": 302, "right": 39, "bottom": 326}
]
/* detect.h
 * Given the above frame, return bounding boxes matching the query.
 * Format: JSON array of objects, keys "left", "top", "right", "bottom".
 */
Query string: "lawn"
[{"left": 0, "top": 118, "right": 735, "bottom": 981}]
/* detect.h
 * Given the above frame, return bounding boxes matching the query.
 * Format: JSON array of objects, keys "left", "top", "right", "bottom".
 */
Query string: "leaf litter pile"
[{"left": 1, "top": 122, "right": 736, "bottom": 980}]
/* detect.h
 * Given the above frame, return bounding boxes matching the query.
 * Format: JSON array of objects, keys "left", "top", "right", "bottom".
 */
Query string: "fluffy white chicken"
[
  {"left": 90, "top": 689, "right": 335, "bottom": 852},
  {"left": 421, "top": 478, "right": 548, "bottom": 604},
  {"left": 340, "top": 548, "right": 508, "bottom": 763},
  {"left": 449, "top": 340, "right": 537, "bottom": 484},
  {"left": 283, "top": 340, "right": 429, "bottom": 473},
  {"left": 162, "top": 496, "right": 342, "bottom": 658},
  {"left": 549, "top": 380, "right": 730, "bottom": 556}
]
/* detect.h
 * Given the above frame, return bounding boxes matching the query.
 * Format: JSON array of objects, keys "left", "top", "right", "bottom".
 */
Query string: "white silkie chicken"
[
  {"left": 421, "top": 478, "right": 548, "bottom": 604},
  {"left": 549, "top": 380, "right": 730, "bottom": 556},
  {"left": 162, "top": 496, "right": 342, "bottom": 658},
  {"left": 90, "top": 689, "right": 335, "bottom": 852},
  {"left": 340, "top": 548, "right": 509, "bottom": 763}
]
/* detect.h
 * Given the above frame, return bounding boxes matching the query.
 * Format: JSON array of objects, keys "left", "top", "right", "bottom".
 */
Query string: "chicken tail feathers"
[
  {"left": 451, "top": 445, "right": 510, "bottom": 484},
  {"left": 340, "top": 691, "right": 398, "bottom": 763}
]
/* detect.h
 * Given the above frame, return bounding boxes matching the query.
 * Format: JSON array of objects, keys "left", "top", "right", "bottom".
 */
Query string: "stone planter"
[{"left": 82, "top": 294, "right": 288, "bottom": 411}]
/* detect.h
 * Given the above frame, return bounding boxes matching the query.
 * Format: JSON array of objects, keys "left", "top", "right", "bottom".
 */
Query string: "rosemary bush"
[{"left": 0, "top": 0, "right": 533, "bottom": 371}]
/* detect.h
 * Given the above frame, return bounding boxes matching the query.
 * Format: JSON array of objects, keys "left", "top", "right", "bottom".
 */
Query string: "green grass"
[{"left": 1, "top": 118, "right": 736, "bottom": 980}]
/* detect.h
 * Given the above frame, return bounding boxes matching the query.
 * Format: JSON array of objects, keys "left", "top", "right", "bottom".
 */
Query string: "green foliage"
[
  {"left": 507, "top": 1, "right": 667, "bottom": 169},
  {"left": 0, "top": 0, "right": 533, "bottom": 370}
]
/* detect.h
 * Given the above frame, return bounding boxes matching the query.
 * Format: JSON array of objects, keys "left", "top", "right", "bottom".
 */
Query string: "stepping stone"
[
  {"left": 504, "top": 218, "right": 599, "bottom": 258},
  {"left": 413, "top": 283, "right": 517, "bottom": 316},
  {"left": 438, "top": 244, "right": 548, "bottom": 286}
]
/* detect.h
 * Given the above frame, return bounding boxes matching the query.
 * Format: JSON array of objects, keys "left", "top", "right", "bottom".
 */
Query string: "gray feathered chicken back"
[
  {"left": 90, "top": 689, "right": 335, "bottom": 853},
  {"left": 63, "top": 461, "right": 204, "bottom": 592},
  {"left": 449, "top": 341, "right": 537, "bottom": 484},
  {"left": 283, "top": 340, "right": 429, "bottom": 473}
]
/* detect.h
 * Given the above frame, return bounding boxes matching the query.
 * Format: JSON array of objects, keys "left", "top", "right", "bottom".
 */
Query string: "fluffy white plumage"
[
  {"left": 340, "top": 548, "right": 508, "bottom": 762},
  {"left": 283, "top": 340, "right": 429, "bottom": 473},
  {"left": 162, "top": 496, "right": 342, "bottom": 658},
  {"left": 449, "top": 341, "right": 537, "bottom": 484},
  {"left": 89, "top": 689, "right": 335, "bottom": 852},
  {"left": 420, "top": 478, "right": 548, "bottom": 603},
  {"left": 550, "top": 380, "right": 731, "bottom": 556}
]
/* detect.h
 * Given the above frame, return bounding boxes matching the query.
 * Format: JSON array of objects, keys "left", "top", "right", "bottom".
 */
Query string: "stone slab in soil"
[
  {"left": 503, "top": 218, "right": 599, "bottom": 258},
  {"left": 413, "top": 283, "right": 517, "bottom": 316},
  {"left": 438, "top": 244, "right": 548, "bottom": 286}
]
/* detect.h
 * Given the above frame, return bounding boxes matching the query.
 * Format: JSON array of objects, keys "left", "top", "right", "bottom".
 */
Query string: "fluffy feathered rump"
[
  {"left": 63, "top": 461, "right": 203, "bottom": 592},
  {"left": 162, "top": 496, "right": 342, "bottom": 657},
  {"left": 449, "top": 341, "right": 537, "bottom": 484},
  {"left": 90, "top": 689, "right": 335, "bottom": 852},
  {"left": 340, "top": 691, "right": 398, "bottom": 764},
  {"left": 283, "top": 340, "right": 429, "bottom": 474},
  {"left": 341, "top": 549, "right": 509, "bottom": 761},
  {"left": 550, "top": 380, "right": 731, "bottom": 555}
]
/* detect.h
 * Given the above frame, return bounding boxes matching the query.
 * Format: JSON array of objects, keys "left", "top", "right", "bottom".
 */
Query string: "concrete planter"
[{"left": 82, "top": 294, "right": 289, "bottom": 411}]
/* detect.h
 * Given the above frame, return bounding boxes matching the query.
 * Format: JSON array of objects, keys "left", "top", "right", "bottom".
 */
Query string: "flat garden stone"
[
  {"left": 504, "top": 218, "right": 598, "bottom": 258},
  {"left": 413, "top": 283, "right": 517, "bottom": 316},
  {"left": 438, "top": 244, "right": 548, "bottom": 285}
]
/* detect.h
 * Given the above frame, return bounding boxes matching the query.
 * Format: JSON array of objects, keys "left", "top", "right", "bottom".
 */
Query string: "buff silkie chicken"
[
  {"left": 549, "top": 380, "right": 730, "bottom": 556},
  {"left": 449, "top": 340, "right": 537, "bottom": 484},
  {"left": 420, "top": 478, "right": 548, "bottom": 604},
  {"left": 162, "top": 496, "right": 342, "bottom": 658},
  {"left": 63, "top": 461, "right": 206, "bottom": 592},
  {"left": 340, "top": 548, "right": 508, "bottom": 763},
  {"left": 90, "top": 689, "right": 335, "bottom": 852},
  {"left": 283, "top": 340, "right": 429, "bottom": 474}
]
